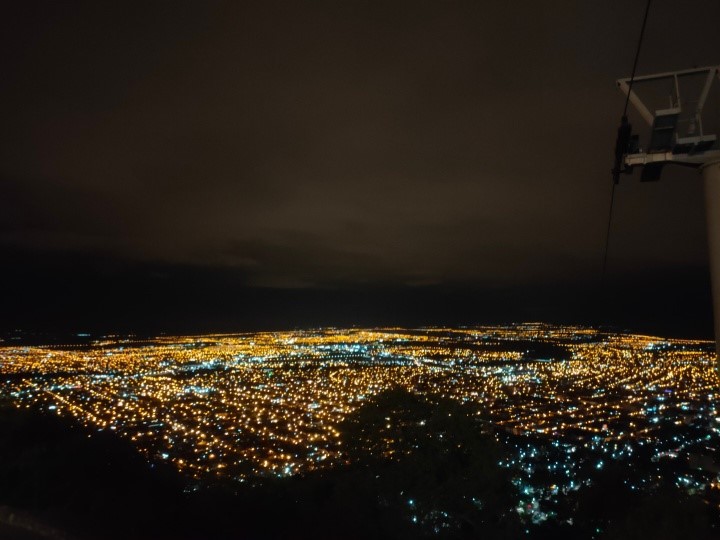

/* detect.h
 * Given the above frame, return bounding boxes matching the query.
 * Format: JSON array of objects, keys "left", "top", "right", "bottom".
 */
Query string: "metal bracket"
[{"left": 617, "top": 66, "right": 720, "bottom": 181}]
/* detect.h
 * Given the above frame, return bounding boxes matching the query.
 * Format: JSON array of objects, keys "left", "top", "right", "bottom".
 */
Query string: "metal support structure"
[
  {"left": 617, "top": 66, "right": 720, "bottom": 128},
  {"left": 617, "top": 79, "right": 654, "bottom": 126},
  {"left": 615, "top": 65, "right": 720, "bottom": 367},
  {"left": 624, "top": 149, "right": 720, "bottom": 168}
]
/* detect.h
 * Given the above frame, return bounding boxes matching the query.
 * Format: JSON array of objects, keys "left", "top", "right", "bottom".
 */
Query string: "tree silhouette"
[{"left": 329, "top": 387, "right": 520, "bottom": 538}]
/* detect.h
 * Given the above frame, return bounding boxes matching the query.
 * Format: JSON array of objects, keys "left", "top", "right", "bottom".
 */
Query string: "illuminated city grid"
[{"left": 1, "top": 324, "right": 719, "bottom": 520}]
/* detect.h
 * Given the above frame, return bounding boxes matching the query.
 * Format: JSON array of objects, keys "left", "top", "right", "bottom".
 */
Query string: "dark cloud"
[{"left": 1, "top": 1, "right": 719, "bottom": 333}]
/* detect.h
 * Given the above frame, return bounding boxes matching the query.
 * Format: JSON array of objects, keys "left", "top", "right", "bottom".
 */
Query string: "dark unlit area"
[{"left": 1, "top": 1, "right": 719, "bottom": 334}]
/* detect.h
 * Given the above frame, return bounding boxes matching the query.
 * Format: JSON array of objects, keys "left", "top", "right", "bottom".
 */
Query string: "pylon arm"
[
  {"left": 697, "top": 68, "right": 720, "bottom": 115},
  {"left": 616, "top": 80, "right": 654, "bottom": 127},
  {"left": 616, "top": 65, "right": 720, "bottom": 129},
  {"left": 624, "top": 148, "right": 720, "bottom": 169},
  {"left": 618, "top": 65, "right": 720, "bottom": 83}
]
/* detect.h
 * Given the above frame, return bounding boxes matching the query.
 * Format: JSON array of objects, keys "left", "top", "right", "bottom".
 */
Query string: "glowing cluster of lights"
[{"left": 1, "top": 324, "right": 718, "bottom": 498}]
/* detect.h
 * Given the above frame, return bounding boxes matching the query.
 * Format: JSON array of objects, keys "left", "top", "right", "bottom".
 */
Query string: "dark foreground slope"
[
  {"left": 0, "top": 391, "right": 716, "bottom": 540},
  {"left": 0, "top": 392, "right": 518, "bottom": 540}
]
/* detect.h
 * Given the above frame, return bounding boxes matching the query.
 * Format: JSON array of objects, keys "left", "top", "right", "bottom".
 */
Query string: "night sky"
[{"left": 2, "top": 1, "right": 719, "bottom": 337}]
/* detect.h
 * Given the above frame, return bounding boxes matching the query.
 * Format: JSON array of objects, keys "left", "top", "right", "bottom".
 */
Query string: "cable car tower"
[{"left": 613, "top": 65, "right": 720, "bottom": 368}]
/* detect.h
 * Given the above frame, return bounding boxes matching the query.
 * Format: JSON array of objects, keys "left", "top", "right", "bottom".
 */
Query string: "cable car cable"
[{"left": 603, "top": 0, "right": 652, "bottom": 288}]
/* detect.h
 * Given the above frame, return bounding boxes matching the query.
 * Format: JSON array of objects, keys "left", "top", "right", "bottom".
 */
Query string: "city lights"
[{"left": 1, "top": 324, "right": 719, "bottom": 523}]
